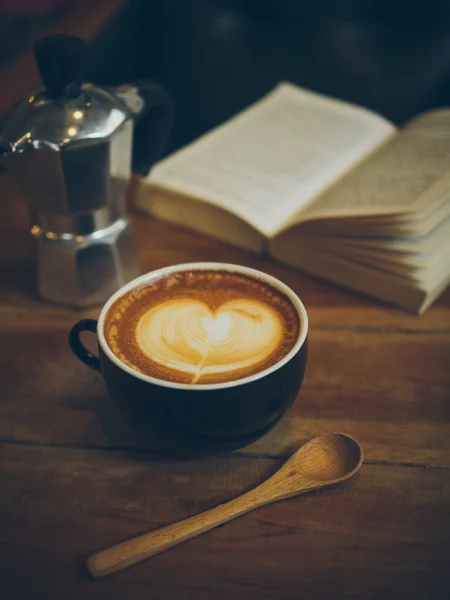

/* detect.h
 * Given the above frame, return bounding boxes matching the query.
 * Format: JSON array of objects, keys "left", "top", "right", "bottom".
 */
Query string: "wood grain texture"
[
  {"left": 0, "top": 443, "right": 449, "bottom": 600},
  {"left": 0, "top": 174, "right": 449, "bottom": 598}
]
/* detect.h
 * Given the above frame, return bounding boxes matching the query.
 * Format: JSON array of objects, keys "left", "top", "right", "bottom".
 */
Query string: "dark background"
[{"left": 4, "top": 0, "right": 450, "bottom": 154}]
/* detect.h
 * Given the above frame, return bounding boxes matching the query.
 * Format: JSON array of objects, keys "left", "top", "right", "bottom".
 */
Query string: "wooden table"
[{"left": 1, "top": 175, "right": 449, "bottom": 599}]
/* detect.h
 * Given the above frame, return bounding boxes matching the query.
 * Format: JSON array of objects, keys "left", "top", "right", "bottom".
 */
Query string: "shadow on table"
[{"left": 68, "top": 388, "right": 205, "bottom": 464}]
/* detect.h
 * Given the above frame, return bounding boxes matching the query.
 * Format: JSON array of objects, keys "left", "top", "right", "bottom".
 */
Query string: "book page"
[
  {"left": 140, "top": 186, "right": 264, "bottom": 253},
  {"left": 270, "top": 236, "right": 430, "bottom": 313},
  {"left": 148, "top": 82, "right": 395, "bottom": 237},
  {"left": 309, "top": 239, "right": 450, "bottom": 289},
  {"left": 325, "top": 220, "right": 450, "bottom": 260},
  {"left": 294, "top": 198, "right": 449, "bottom": 238},
  {"left": 292, "top": 109, "right": 450, "bottom": 224},
  {"left": 314, "top": 239, "right": 449, "bottom": 283}
]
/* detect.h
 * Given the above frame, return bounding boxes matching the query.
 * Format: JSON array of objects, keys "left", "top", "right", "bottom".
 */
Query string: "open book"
[{"left": 137, "top": 82, "right": 450, "bottom": 313}]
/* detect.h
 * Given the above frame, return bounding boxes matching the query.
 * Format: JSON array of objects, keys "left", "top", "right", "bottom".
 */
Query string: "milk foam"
[{"left": 136, "top": 298, "right": 282, "bottom": 384}]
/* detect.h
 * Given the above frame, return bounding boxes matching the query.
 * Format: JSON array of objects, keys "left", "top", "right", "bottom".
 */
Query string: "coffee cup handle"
[{"left": 69, "top": 319, "right": 101, "bottom": 372}]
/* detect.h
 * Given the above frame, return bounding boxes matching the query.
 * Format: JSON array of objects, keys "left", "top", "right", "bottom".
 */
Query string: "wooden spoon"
[{"left": 87, "top": 433, "right": 363, "bottom": 578}]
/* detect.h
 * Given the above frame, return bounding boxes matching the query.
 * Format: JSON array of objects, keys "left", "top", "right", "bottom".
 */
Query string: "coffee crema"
[{"left": 104, "top": 270, "right": 300, "bottom": 385}]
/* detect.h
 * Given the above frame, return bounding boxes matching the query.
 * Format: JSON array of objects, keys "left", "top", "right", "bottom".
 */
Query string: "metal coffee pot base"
[{"left": 33, "top": 218, "right": 141, "bottom": 308}]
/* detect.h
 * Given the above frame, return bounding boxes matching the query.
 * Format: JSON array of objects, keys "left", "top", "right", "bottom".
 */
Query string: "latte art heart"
[
  {"left": 136, "top": 298, "right": 283, "bottom": 383},
  {"left": 104, "top": 269, "right": 301, "bottom": 384}
]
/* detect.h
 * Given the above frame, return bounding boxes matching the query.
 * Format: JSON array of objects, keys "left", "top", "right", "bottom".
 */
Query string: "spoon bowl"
[{"left": 289, "top": 432, "right": 363, "bottom": 481}]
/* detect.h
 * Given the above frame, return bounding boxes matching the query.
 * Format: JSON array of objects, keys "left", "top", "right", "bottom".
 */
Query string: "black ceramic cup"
[{"left": 69, "top": 262, "right": 308, "bottom": 455}]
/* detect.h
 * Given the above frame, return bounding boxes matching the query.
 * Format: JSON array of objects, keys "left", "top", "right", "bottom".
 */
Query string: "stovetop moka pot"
[{"left": 0, "top": 34, "right": 173, "bottom": 307}]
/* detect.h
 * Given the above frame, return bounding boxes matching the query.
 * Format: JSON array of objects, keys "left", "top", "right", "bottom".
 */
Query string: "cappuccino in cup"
[
  {"left": 104, "top": 269, "right": 300, "bottom": 385},
  {"left": 69, "top": 262, "right": 308, "bottom": 454}
]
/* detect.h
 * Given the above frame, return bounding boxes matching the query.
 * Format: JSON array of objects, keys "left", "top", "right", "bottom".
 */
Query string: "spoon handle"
[{"left": 87, "top": 488, "right": 271, "bottom": 578}]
